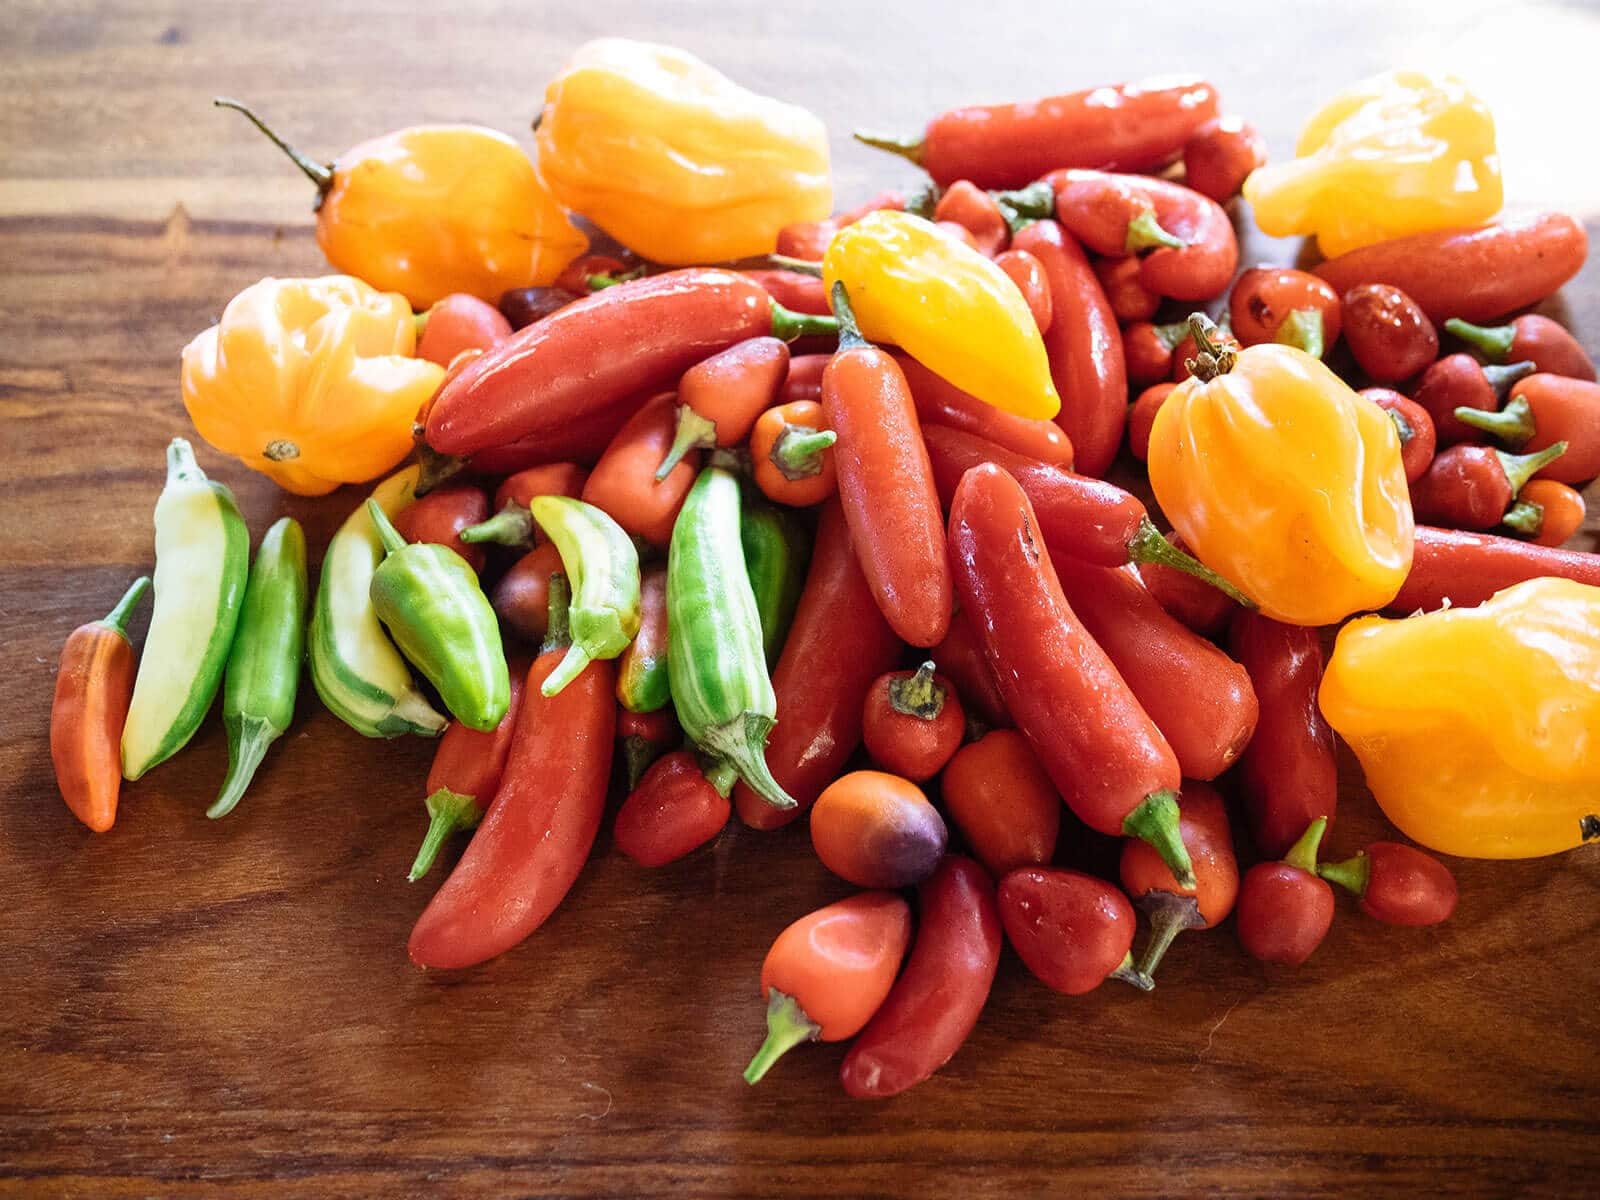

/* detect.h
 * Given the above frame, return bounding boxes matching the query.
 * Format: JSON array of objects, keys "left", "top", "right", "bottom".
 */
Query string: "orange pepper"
[
  {"left": 656, "top": 337, "right": 790, "bottom": 480},
  {"left": 1510, "top": 478, "right": 1587, "bottom": 547},
  {"left": 940, "top": 730, "right": 1060, "bottom": 878},
  {"left": 810, "top": 770, "right": 948, "bottom": 889},
  {"left": 750, "top": 400, "right": 839, "bottom": 508}
]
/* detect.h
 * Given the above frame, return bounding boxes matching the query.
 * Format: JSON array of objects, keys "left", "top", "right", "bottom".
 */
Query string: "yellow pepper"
[
  {"left": 535, "top": 38, "right": 832, "bottom": 264},
  {"left": 822, "top": 211, "right": 1060, "bottom": 420},
  {"left": 1243, "top": 70, "right": 1502, "bottom": 259},
  {"left": 181, "top": 275, "right": 444, "bottom": 496},
  {"left": 216, "top": 99, "right": 587, "bottom": 309},
  {"left": 1321, "top": 578, "right": 1600, "bottom": 859},
  {"left": 1146, "top": 319, "right": 1412, "bottom": 625}
]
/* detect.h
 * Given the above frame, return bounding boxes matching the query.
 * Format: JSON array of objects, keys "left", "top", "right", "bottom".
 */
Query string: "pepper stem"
[
  {"left": 829, "top": 281, "right": 868, "bottom": 352},
  {"left": 413, "top": 443, "right": 466, "bottom": 497},
  {"left": 1385, "top": 406, "right": 1416, "bottom": 445},
  {"left": 1276, "top": 308, "right": 1326, "bottom": 360},
  {"left": 1284, "top": 816, "right": 1328, "bottom": 873},
  {"left": 656, "top": 406, "right": 719, "bottom": 482},
  {"left": 459, "top": 504, "right": 535, "bottom": 547},
  {"left": 167, "top": 436, "right": 204, "bottom": 485},
  {"left": 1122, "top": 791, "right": 1195, "bottom": 889},
  {"left": 1183, "top": 314, "right": 1237, "bottom": 381},
  {"left": 1108, "top": 951, "right": 1156, "bottom": 992},
  {"left": 743, "top": 988, "right": 821, "bottom": 1084},
  {"left": 97, "top": 575, "right": 152, "bottom": 638},
  {"left": 1125, "top": 208, "right": 1186, "bottom": 254},
  {"left": 1135, "top": 891, "right": 1205, "bottom": 979},
  {"left": 705, "top": 759, "right": 740, "bottom": 798},
  {"left": 1317, "top": 852, "right": 1372, "bottom": 897},
  {"left": 1444, "top": 317, "right": 1515, "bottom": 362},
  {"left": 1500, "top": 500, "right": 1545, "bottom": 537},
  {"left": 769, "top": 302, "right": 840, "bottom": 344},
  {"left": 365, "top": 498, "right": 408, "bottom": 556},
  {"left": 1126, "top": 517, "right": 1255, "bottom": 607},
  {"left": 1453, "top": 395, "right": 1536, "bottom": 448},
  {"left": 542, "top": 644, "right": 594, "bottom": 698},
  {"left": 542, "top": 573, "right": 572, "bottom": 653},
  {"left": 1497, "top": 441, "right": 1568, "bottom": 496},
  {"left": 1483, "top": 360, "right": 1538, "bottom": 400},
  {"left": 852, "top": 129, "right": 927, "bottom": 167},
  {"left": 207, "top": 716, "right": 275, "bottom": 820},
  {"left": 213, "top": 97, "right": 334, "bottom": 195},
  {"left": 705, "top": 713, "right": 796, "bottom": 810},
  {"left": 767, "top": 254, "right": 824, "bottom": 278},
  {"left": 888, "top": 662, "right": 946, "bottom": 719},
  {"left": 770, "top": 425, "right": 837, "bottom": 480},
  {"left": 904, "top": 181, "right": 943, "bottom": 220},
  {"left": 990, "top": 181, "right": 1057, "bottom": 234},
  {"left": 408, "top": 787, "right": 483, "bottom": 881}
]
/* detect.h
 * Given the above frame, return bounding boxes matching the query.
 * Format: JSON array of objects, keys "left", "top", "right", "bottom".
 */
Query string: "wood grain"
[{"left": 4, "top": 2, "right": 1600, "bottom": 1197}]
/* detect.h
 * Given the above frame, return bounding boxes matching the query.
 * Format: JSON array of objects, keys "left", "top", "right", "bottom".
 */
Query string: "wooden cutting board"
[{"left": 3, "top": 1, "right": 1597, "bottom": 1195}]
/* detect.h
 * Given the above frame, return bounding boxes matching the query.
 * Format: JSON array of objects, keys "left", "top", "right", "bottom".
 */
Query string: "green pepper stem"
[
  {"left": 1384, "top": 406, "right": 1416, "bottom": 445},
  {"left": 1122, "top": 791, "right": 1195, "bottom": 889},
  {"left": 1444, "top": 317, "right": 1514, "bottom": 362},
  {"left": 408, "top": 787, "right": 483, "bottom": 881},
  {"left": 1134, "top": 891, "right": 1205, "bottom": 979},
  {"left": 97, "top": 575, "right": 151, "bottom": 638},
  {"left": 767, "top": 254, "right": 824, "bottom": 278},
  {"left": 1497, "top": 441, "right": 1568, "bottom": 496},
  {"left": 542, "top": 572, "right": 572, "bottom": 653},
  {"left": 1183, "top": 313, "right": 1237, "bottom": 381},
  {"left": 706, "top": 713, "right": 795, "bottom": 810},
  {"left": 770, "top": 425, "right": 837, "bottom": 480},
  {"left": 1317, "top": 852, "right": 1371, "bottom": 897},
  {"left": 413, "top": 310, "right": 430, "bottom": 341},
  {"left": 1108, "top": 951, "right": 1156, "bottom": 993},
  {"left": 1126, "top": 517, "right": 1255, "bottom": 607},
  {"left": 1500, "top": 499, "right": 1545, "bottom": 536},
  {"left": 1125, "top": 208, "right": 1186, "bottom": 254},
  {"left": 208, "top": 716, "right": 276, "bottom": 820},
  {"left": 167, "top": 436, "right": 205, "bottom": 485},
  {"left": 656, "top": 406, "right": 719, "bottom": 482},
  {"left": 705, "top": 759, "right": 740, "bottom": 798},
  {"left": 990, "top": 181, "right": 1058, "bottom": 235},
  {"left": 1153, "top": 321, "right": 1191, "bottom": 351},
  {"left": 1276, "top": 308, "right": 1326, "bottom": 360},
  {"left": 213, "top": 97, "right": 334, "bottom": 195},
  {"left": 770, "top": 302, "right": 840, "bottom": 344},
  {"left": 459, "top": 504, "right": 535, "bottom": 547},
  {"left": 904, "top": 181, "right": 943, "bottom": 220},
  {"left": 365, "top": 498, "right": 409, "bottom": 557},
  {"left": 1453, "top": 395, "right": 1536, "bottom": 448},
  {"left": 621, "top": 735, "right": 663, "bottom": 792},
  {"left": 829, "top": 280, "right": 868, "bottom": 352},
  {"left": 1484, "top": 360, "right": 1538, "bottom": 400},
  {"left": 542, "top": 644, "right": 593, "bottom": 697},
  {"left": 1284, "top": 816, "right": 1328, "bottom": 873},
  {"left": 888, "top": 661, "right": 946, "bottom": 719},
  {"left": 852, "top": 130, "right": 926, "bottom": 167},
  {"left": 413, "top": 443, "right": 466, "bottom": 497},
  {"left": 743, "top": 988, "right": 821, "bottom": 1084}
]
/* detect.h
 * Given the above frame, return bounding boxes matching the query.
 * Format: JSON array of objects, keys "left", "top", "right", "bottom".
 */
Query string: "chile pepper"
[
  {"left": 855, "top": 77, "right": 1220, "bottom": 188},
  {"left": 1095, "top": 255, "right": 1160, "bottom": 322},
  {"left": 1051, "top": 555, "right": 1258, "bottom": 781},
  {"left": 1119, "top": 782, "right": 1238, "bottom": 979},
  {"left": 210, "top": 517, "right": 308, "bottom": 819},
  {"left": 618, "top": 706, "right": 679, "bottom": 791},
  {"left": 395, "top": 486, "right": 490, "bottom": 575},
  {"left": 1314, "top": 211, "right": 1588, "bottom": 324},
  {"left": 1030, "top": 169, "right": 1185, "bottom": 255},
  {"left": 51, "top": 577, "right": 149, "bottom": 832},
  {"left": 949, "top": 463, "right": 1194, "bottom": 885},
  {"left": 491, "top": 542, "right": 562, "bottom": 644},
  {"left": 581, "top": 393, "right": 703, "bottom": 549},
  {"left": 1409, "top": 442, "right": 1568, "bottom": 530},
  {"left": 994, "top": 249, "right": 1053, "bottom": 332},
  {"left": 744, "top": 892, "right": 912, "bottom": 1085},
  {"left": 1228, "top": 612, "right": 1338, "bottom": 860},
  {"left": 776, "top": 190, "right": 907, "bottom": 261},
  {"left": 1361, "top": 388, "right": 1436, "bottom": 483},
  {"left": 861, "top": 662, "right": 964, "bottom": 782},
  {"left": 1128, "top": 382, "right": 1178, "bottom": 461},
  {"left": 668, "top": 466, "right": 794, "bottom": 810},
  {"left": 750, "top": 400, "right": 838, "bottom": 508},
  {"left": 823, "top": 283, "right": 952, "bottom": 648},
  {"left": 425, "top": 270, "right": 836, "bottom": 457},
  {"left": 657, "top": 337, "right": 790, "bottom": 480},
  {"left": 893, "top": 353, "right": 1074, "bottom": 468},
  {"left": 1341, "top": 285, "right": 1439, "bottom": 383},
  {"left": 922, "top": 425, "right": 1248, "bottom": 601},
  {"left": 1455, "top": 374, "right": 1600, "bottom": 484},
  {"left": 458, "top": 463, "right": 588, "bottom": 551},
  {"left": 1010, "top": 219, "right": 1127, "bottom": 478},
  {"left": 1393, "top": 525, "right": 1600, "bottom": 612},
  {"left": 1509, "top": 478, "right": 1587, "bottom": 546},
  {"left": 1001, "top": 867, "right": 1152, "bottom": 994},
  {"left": 498, "top": 285, "right": 583, "bottom": 331},
  {"left": 1413, "top": 354, "right": 1536, "bottom": 445},
  {"left": 840, "top": 856, "right": 1002, "bottom": 1098},
  {"left": 367, "top": 500, "right": 509, "bottom": 731},
  {"left": 933, "top": 181, "right": 1009, "bottom": 256},
  {"left": 1445, "top": 315, "right": 1595, "bottom": 381},
  {"left": 1236, "top": 818, "right": 1335, "bottom": 966},
  {"left": 614, "top": 750, "right": 731, "bottom": 868},
  {"left": 780, "top": 353, "right": 831, "bottom": 406},
  {"left": 463, "top": 390, "right": 642, "bottom": 477},
  {"left": 931, "top": 607, "right": 1009, "bottom": 730},
  {"left": 310, "top": 467, "right": 447, "bottom": 739},
  {"left": 1229, "top": 267, "right": 1342, "bottom": 359},
  {"left": 408, "top": 666, "right": 527, "bottom": 881},
  {"left": 416, "top": 294, "right": 512, "bottom": 367},
  {"left": 1124, "top": 322, "right": 1188, "bottom": 389},
  {"left": 812, "top": 770, "right": 949, "bottom": 889},
  {"left": 616, "top": 564, "right": 670, "bottom": 714},
  {"left": 122, "top": 439, "right": 250, "bottom": 780},
  {"left": 408, "top": 577, "right": 615, "bottom": 969},
  {"left": 553, "top": 254, "right": 636, "bottom": 295},
  {"left": 738, "top": 269, "right": 830, "bottom": 317},
  {"left": 1183, "top": 115, "right": 1265, "bottom": 201},
  {"left": 733, "top": 499, "right": 903, "bottom": 831},
  {"left": 1135, "top": 532, "right": 1238, "bottom": 639},
  {"left": 528, "top": 496, "right": 641, "bottom": 696},
  {"left": 1320, "top": 842, "right": 1458, "bottom": 927},
  {"left": 740, "top": 494, "right": 810, "bottom": 668},
  {"left": 941, "top": 730, "right": 1057, "bottom": 877}
]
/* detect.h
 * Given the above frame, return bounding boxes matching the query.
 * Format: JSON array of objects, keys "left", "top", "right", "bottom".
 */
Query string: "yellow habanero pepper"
[
  {"left": 822, "top": 211, "right": 1060, "bottom": 420},
  {"left": 216, "top": 99, "right": 587, "bottom": 310},
  {"left": 182, "top": 276, "right": 444, "bottom": 496},
  {"left": 1321, "top": 578, "right": 1600, "bottom": 860},
  {"left": 1146, "top": 318, "right": 1413, "bottom": 625},
  {"left": 1243, "top": 70, "right": 1502, "bottom": 259},
  {"left": 535, "top": 38, "right": 832, "bottom": 265}
]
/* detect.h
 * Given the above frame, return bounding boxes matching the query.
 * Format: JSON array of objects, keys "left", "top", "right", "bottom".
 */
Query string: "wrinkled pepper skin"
[{"left": 1321, "top": 578, "right": 1600, "bottom": 858}]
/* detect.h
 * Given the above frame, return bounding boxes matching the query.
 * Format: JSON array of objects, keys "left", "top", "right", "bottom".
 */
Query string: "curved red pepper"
[
  {"left": 614, "top": 750, "right": 730, "bottom": 868},
  {"left": 893, "top": 353, "right": 1074, "bottom": 468},
  {"left": 1134, "top": 530, "right": 1238, "bottom": 638},
  {"left": 466, "top": 391, "right": 644, "bottom": 475},
  {"left": 1393, "top": 526, "right": 1600, "bottom": 612},
  {"left": 1446, "top": 314, "right": 1594, "bottom": 381},
  {"left": 994, "top": 249, "right": 1053, "bottom": 332},
  {"left": 931, "top": 606, "right": 1010, "bottom": 729}
]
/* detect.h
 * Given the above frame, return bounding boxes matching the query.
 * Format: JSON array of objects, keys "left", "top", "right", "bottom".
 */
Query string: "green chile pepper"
[
  {"left": 367, "top": 500, "right": 510, "bottom": 731},
  {"left": 667, "top": 466, "right": 795, "bottom": 810},
  {"left": 210, "top": 517, "right": 308, "bottom": 818},
  {"left": 121, "top": 439, "right": 250, "bottom": 780},
  {"left": 616, "top": 563, "right": 671, "bottom": 713},
  {"left": 740, "top": 494, "right": 810, "bottom": 668},
  {"left": 309, "top": 467, "right": 447, "bottom": 739},
  {"left": 528, "top": 495, "right": 642, "bottom": 696}
]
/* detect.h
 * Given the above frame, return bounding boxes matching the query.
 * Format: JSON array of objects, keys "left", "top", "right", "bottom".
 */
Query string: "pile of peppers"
[{"left": 50, "top": 44, "right": 1600, "bottom": 1102}]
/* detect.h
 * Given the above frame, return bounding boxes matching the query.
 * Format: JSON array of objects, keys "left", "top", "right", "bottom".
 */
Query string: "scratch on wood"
[
  {"left": 1193, "top": 1000, "right": 1242, "bottom": 1070},
  {"left": 576, "top": 1082, "right": 612, "bottom": 1121}
]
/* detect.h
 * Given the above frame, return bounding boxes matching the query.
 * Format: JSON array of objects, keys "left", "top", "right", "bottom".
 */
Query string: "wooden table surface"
[{"left": 5, "top": 2, "right": 1599, "bottom": 1196}]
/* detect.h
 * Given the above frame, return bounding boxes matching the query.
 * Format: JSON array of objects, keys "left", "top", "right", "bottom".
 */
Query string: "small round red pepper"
[
  {"left": 1413, "top": 354, "right": 1537, "bottom": 445},
  {"left": 613, "top": 750, "right": 731, "bottom": 867},
  {"left": 1236, "top": 818, "right": 1335, "bottom": 966},
  {"left": 1229, "top": 267, "right": 1342, "bottom": 359},
  {"left": 999, "top": 867, "right": 1151, "bottom": 994},
  {"left": 1360, "top": 387, "right": 1436, "bottom": 483},
  {"left": 1182, "top": 115, "right": 1266, "bottom": 202},
  {"left": 1319, "top": 842, "right": 1458, "bottom": 927},
  {"left": 1341, "top": 284, "right": 1439, "bottom": 383},
  {"left": 1444, "top": 314, "right": 1595, "bottom": 381}
]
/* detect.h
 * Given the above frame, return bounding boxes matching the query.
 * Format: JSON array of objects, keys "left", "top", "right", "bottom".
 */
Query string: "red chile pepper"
[
  {"left": 657, "top": 337, "right": 790, "bottom": 480},
  {"left": 861, "top": 662, "right": 964, "bottom": 781},
  {"left": 1051, "top": 555, "right": 1258, "bottom": 781},
  {"left": 1314, "top": 211, "right": 1589, "bottom": 324},
  {"left": 394, "top": 485, "right": 490, "bottom": 575},
  {"left": 734, "top": 498, "right": 903, "bottom": 831},
  {"left": 1095, "top": 255, "right": 1161, "bottom": 322},
  {"left": 1410, "top": 442, "right": 1568, "bottom": 530},
  {"left": 994, "top": 249, "right": 1053, "bottom": 333},
  {"left": 617, "top": 705, "right": 679, "bottom": 791},
  {"left": 1010, "top": 219, "right": 1127, "bottom": 478},
  {"left": 416, "top": 293, "right": 512, "bottom": 367},
  {"left": 1236, "top": 818, "right": 1335, "bottom": 966},
  {"left": 934, "top": 181, "right": 1008, "bottom": 256},
  {"left": 1341, "top": 285, "right": 1439, "bottom": 383},
  {"left": 823, "top": 283, "right": 952, "bottom": 648},
  {"left": 408, "top": 580, "right": 616, "bottom": 970},
  {"left": 1228, "top": 612, "right": 1338, "bottom": 860},
  {"left": 923, "top": 425, "right": 1249, "bottom": 602},
  {"left": 1360, "top": 388, "right": 1436, "bottom": 483},
  {"left": 464, "top": 391, "right": 642, "bottom": 476},
  {"left": 776, "top": 190, "right": 906, "bottom": 260},
  {"left": 1445, "top": 315, "right": 1595, "bottom": 381},
  {"left": 1124, "top": 321, "right": 1188, "bottom": 388},
  {"left": 581, "top": 393, "right": 702, "bottom": 549},
  {"left": 949, "top": 463, "right": 1194, "bottom": 885},
  {"left": 942, "top": 731, "right": 1056, "bottom": 876},
  {"left": 1319, "top": 842, "right": 1459, "bottom": 927},
  {"left": 856, "top": 77, "right": 1220, "bottom": 189},
  {"left": 1128, "top": 382, "right": 1178, "bottom": 461},
  {"left": 739, "top": 269, "right": 830, "bottom": 316},
  {"left": 460, "top": 462, "right": 589, "bottom": 550},
  {"left": 1393, "top": 525, "right": 1600, "bottom": 612},
  {"left": 931, "top": 606, "right": 1009, "bottom": 729},
  {"left": 425, "top": 270, "right": 837, "bottom": 456},
  {"left": 1228, "top": 267, "right": 1342, "bottom": 359},
  {"left": 780, "top": 353, "right": 830, "bottom": 406},
  {"left": 1039, "top": 169, "right": 1186, "bottom": 255},
  {"left": 1119, "top": 782, "right": 1238, "bottom": 979},
  {"left": 553, "top": 253, "right": 634, "bottom": 294},
  {"left": 840, "top": 855, "right": 1002, "bottom": 1099},
  {"left": 1413, "top": 354, "right": 1536, "bottom": 445},
  {"left": 1182, "top": 115, "right": 1266, "bottom": 202},
  {"left": 1455, "top": 374, "right": 1600, "bottom": 484},
  {"left": 893, "top": 353, "right": 1074, "bottom": 468},
  {"left": 1135, "top": 530, "right": 1238, "bottom": 638},
  {"left": 999, "top": 867, "right": 1151, "bottom": 994},
  {"left": 498, "top": 285, "right": 582, "bottom": 331},
  {"left": 613, "top": 750, "right": 731, "bottom": 867},
  {"left": 491, "top": 541, "right": 562, "bottom": 643}
]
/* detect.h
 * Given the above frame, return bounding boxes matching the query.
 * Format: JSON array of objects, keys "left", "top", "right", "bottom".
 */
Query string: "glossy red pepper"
[
  {"left": 1341, "top": 285, "right": 1439, "bottom": 383},
  {"left": 1319, "top": 842, "right": 1458, "bottom": 927},
  {"left": 1118, "top": 782, "right": 1238, "bottom": 978},
  {"left": 934, "top": 181, "right": 1008, "bottom": 256},
  {"left": 581, "top": 393, "right": 701, "bottom": 548},
  {"left": 464, "top": 390, "right": 642, "bottom": 475},
  {"left": 1228, "top": 612, "right": 1339, "bottom": 860},
  {"left": 617, "top": 705, "right": 679, "bottom": 792},
  {"left": 994, "top": 249, "right": 1053, "bottom": 333},
  {"left": 1410, "top": 442, "right": 1568, "bottom": 530},
  {"left": 1229, "top": 267, "right": 1342, "bottom": 358},
  {"left": 1011, "top": 219, "right": 1127, "bottom": 478},
  {"left": 552, "top": 253, "right": 633, "bottom": 293},
  {"left": 1413, "top": 354, "right": 1536, "bottom": 445},
  {"left": 1135, "top": 530, "right": 1238, "bottom": 638},
  {"left": 776, "top": 190, "right": 905, "bottom": 260},
  {"left": 1182, "top": 115, "right": 1265, "bottom": 201},
  {"left": 394, "top": 485, "right": 490, "bottom": 574},
  {"left": 1392, "top": 525, "right": 1600, "bottom": 612},
  {"left": 1128, "top": 382, "right": 1177, "bottom": 461},
  {"left": 491, "top": 542, "right": 562, "bottom": 643},
  {"left": 948, "top": 463, "right": 1194, "bottom": 884},
  {"left": 657, "top": 337, "right": 790, "bottom": 479},
  {"left": 1445, "top": 314, "right": 1595, "bottom": 381},
  {"left": 460, "top": 462, "right": 590, "bottom": 550},
  {"left": 1361, "top": 388, "right": 1436, "bottom": 483},
  {"left": 999, "top": 867, "right": 1150, "bottom": 994},
  {"left": 1095, "top": 255, "right": 1160, "bottom": 322},
  {"left": 416, "top": 293, "right": 512, "bottom": 366},
  {"left": 1124, "top": 321, "right": 1187, "bottom": 388},
  {"left": 823, "top": 284, "right": 952, "bottom": 648},
  {"left": 1314, "top": 212, "right": 1588, "bottom": 323},
  {"left": 894, "top": 353, "right": 1074, "bottom": 468},
  {"left": 1044, "top": 170, "right": 1187, "bottom": 256},
  {"left": 613, "top": 750, "right": 730, "bottom": 867},
  {"left": 930, "top": 606, "right": 1009, "bottom": 729},
  {"left": 739, "top": 268, "right": 830, "bottom": 317},
  {"left": 780, "top": 353, "right": 831, "bottom": 406},
  {"left": 1236, "top": 818, "right": 1335, "bottom": 966},
  {"left": 1455, "top": 374, "right": 1600, "bottom": 485},
  {"left": 941, "top": 730, "right": 1057, "bottom": 876},
  {"left": 861, "top": 661, "right": 964, "bottom": 781},
  {"left": 840, "top": 856, "right": 1002, "bottom": 1098},
  {"left": 734, "top": 499, "right": 903, "bottom": 830},
  {"left": 497, "top": 285, "right": 582, "bottom": 331}
]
